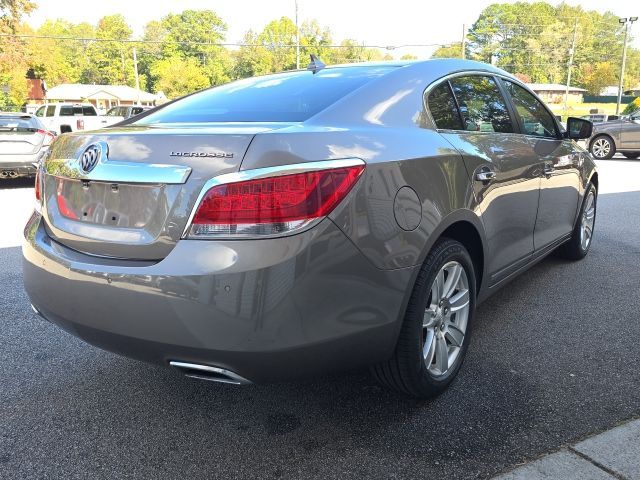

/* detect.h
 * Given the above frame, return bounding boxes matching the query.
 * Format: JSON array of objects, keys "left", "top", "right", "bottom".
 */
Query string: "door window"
[
  {"left": 35, "top": 106, "right": 45, "bottom": 117},
  {"left": 45, "top": 105, "right": 56, "bottom": 117},
  {"left": 504, "top": 81, "right": 558, "bottom": 138},
  {"left": 449, "top": 75, "right": 514, "bottom": 133},
  {"left": 427, "top": 82, "right": 463, "bottom": 130}
]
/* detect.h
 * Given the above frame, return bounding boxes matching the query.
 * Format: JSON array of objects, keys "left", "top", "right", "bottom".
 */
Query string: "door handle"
[{"left": 475, "top": 168, "right": 496, "bottom": 182}]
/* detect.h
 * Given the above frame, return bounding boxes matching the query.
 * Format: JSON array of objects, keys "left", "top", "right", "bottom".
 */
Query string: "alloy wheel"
[
  {"left": 580, "top": 190, "right": 596, "bottom": 251},
  {"left": 422, "top": 261, "right": 470, "bottom": 377},
  {"left": 591, "top": 138, "right": 611, "bottom": 159}
]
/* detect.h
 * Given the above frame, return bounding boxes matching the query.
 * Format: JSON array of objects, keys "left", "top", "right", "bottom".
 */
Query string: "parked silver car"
[
  {"left": 588, "top": 110, "right": 640, "bottom": 159},
  {"left": 0, "top": 112, "right": 55, "bottom": 178},
  {"left": 23, "top": 59, "right": 597, "bottom": 397}
]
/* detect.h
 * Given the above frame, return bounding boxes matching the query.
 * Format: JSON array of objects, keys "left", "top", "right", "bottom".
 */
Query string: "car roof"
[{"left": 0, "top": 112, "right": 34, "bottom": 118}]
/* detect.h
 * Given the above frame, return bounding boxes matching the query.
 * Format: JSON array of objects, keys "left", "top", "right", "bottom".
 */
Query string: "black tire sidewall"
[
  {"left": 405, "top": 239, "right": 477, "bottom": 392},
  {"left": 577, "top": 184, "right": 597, "bottom": 256}
]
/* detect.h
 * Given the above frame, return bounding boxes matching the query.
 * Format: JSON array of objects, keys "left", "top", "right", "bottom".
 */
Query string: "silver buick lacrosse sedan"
[{"left": 23, "top": 58, "right": 597, "bottom": 397}]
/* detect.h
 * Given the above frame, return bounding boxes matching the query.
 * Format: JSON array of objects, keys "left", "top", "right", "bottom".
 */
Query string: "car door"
[
  {"left": 618, "top": 114, "right": 640, "bottom": 150},
  {"left": 429, "top": 74, "right": 542, "bottom": 283},
  {"left": 501, "top": 80, "right": 581, "bottom": 251}
]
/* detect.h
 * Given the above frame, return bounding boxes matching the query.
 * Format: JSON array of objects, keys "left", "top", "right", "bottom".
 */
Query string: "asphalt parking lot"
[{"left": 1, "top": 157, "right": 639, "bottom": 479}]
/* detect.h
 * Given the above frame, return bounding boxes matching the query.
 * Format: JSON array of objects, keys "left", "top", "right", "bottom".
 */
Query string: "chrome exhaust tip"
[{"left": 169, "top": 361, "right": 252, "bottom": 385}]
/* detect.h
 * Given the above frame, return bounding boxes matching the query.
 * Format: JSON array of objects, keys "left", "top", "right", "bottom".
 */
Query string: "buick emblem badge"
[{"left": 79, "top": 142, "right": 107, "bottom": 173}]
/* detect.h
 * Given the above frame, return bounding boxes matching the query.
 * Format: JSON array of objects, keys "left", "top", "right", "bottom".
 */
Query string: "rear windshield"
[
  {"left": 0, "top": 116, "right": 42, "bottom": 133},
  {"left": 60, "top": 106, "right": 97, "bottom": 116},
  {"left": 135, "top": 66, "right": 392, "bottom": 124}
]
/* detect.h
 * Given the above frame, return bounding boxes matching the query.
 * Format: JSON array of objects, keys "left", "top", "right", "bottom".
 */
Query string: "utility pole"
[
  {"left": 132, "top": 47, "right": 140, "bottom": 105},
  {"left": 564, "top": 20, "right": 578, "bottom": 116},
  {"left": 295, "top": 0, "right": 300, "bottom": 69},
  {"left": 461, "top": 24, "right": 466, "bottom": 59},
  {"left": 616, "top": 17, "right": 638, "bottom": 115}
]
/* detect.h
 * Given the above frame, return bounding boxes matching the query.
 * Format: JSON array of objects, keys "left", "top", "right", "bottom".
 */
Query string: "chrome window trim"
[
  {"left": 181, "top": 157, "right": 365, "bottom": 239},
  {"left": 424, "top": 70, "right": 520, "bottom": 135},
  {"left": 423, "top": 69, "right": 563, "bottom": 139}
]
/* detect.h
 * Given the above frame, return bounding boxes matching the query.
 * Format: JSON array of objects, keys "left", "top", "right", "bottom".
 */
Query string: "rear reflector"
[{"left": 188, "top": 162, "right": 365, "bottom": 238}]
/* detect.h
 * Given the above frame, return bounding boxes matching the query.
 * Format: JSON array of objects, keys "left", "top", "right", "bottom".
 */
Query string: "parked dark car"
[
  {"left": 23, "top": 59, "right": 597, "bottom": 397},
  {"left": 588, "top": 109, "right": 640, "bottom": 159}
]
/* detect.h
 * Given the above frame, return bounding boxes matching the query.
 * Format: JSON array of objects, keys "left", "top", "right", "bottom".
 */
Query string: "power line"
[{"left": 0, "top": 32, "right": 445, "bottom": 50}]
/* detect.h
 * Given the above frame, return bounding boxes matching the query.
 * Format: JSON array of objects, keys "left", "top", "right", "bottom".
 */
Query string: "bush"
[{"left": 623, "top": 97, "right": 640, "bottom": 115}]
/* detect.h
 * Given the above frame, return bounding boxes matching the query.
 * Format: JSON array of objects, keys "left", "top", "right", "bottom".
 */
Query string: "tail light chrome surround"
[{"left": 183, "top": 158, "right": 365, "bottom": 239}]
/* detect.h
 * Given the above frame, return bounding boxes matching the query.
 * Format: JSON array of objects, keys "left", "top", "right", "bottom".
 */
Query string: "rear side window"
[
  {"left": 135, "top": 66, "right": 392, "bottom": 124},
  {"left": 83, "top": 106, "right": 97, "bottom": 116},
  {"left": 427, "top": 82, "right": 463, "bottom": 130},
  {"left": 504, "top": 81, "right": 558, "bottom": 138},
  {"left": 449, "top": 76, "right": 514, "bottom": 133},
  {"left": 60, "top": 106, "right": 74, "bottom": 116}
]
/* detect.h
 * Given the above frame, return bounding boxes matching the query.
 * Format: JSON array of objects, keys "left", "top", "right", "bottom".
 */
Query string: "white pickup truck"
[{"left": 34, "top": 103, "right": 119, "bottom": 135}]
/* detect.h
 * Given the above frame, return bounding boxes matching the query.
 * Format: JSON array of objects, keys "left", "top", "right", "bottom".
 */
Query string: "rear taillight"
[
  {"left": 76, "top": 119, "right": 85, "bottom": 130},
  {"left": 186, "top": 160, "right": 365, "bottom": 238},
  {"left": 37, "top": 129, "right": 56, "bottom": 146},
  {"left": 34, "top": 168, "right": 42, "bottom": 213}
]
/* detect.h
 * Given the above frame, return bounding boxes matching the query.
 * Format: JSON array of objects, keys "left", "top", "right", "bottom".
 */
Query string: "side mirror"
[
  {"left": 565, "top": 117, "right": 593, "bottom": 140},
  {"left": 632, "top": 117, "right": 640, "bottom": 125}
]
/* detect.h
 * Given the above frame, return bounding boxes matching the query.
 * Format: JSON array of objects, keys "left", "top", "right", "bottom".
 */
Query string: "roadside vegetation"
[{"left": 0, "top": 0, "right": 639, "bottom": 107}]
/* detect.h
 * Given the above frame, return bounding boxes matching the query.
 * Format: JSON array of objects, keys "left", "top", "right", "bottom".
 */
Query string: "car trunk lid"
[
  {"left": 41, "top": 123, "right": 284, "bottom": 260},
  {"left": 0, "top": 130, "right": 45, "bottom": 155}
]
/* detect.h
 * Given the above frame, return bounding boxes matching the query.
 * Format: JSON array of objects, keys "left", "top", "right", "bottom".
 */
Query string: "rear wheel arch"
[
  {"left": 439, "top": 221, "right": 485, "bottom": 293},
  {"left": 589, "top": 172, "right": 599, "bottom": 192},
  {"left": 415, "top": 212, "right": 486, "bottom": 294}
]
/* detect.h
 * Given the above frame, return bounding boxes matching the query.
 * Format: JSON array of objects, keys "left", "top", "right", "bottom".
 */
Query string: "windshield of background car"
[
  {"left": 0, "top": 116, "right": 42, "bottom": 133},
  {"left": 135, "top": 66, "right": 393, "bottom": 124}
]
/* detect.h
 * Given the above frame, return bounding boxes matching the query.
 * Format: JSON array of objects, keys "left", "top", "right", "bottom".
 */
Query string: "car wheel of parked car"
[
  {"left": 559, "top": 183, "right": 597, "bottom": 260},
  {"left": 622, "top": 152, "right": 639, "bottom": 159},
  {"left": 590, "top": 135, "right": 615, "bottom": 160},
  {"left": 371, "top": 238, "right": 476, "bottom": 398}
]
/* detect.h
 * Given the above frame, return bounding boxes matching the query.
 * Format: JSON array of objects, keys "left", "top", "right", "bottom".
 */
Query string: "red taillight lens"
[
  {"left": 76, "top": 119, "right": 85, "bottom": 130},
  {"left": 37, "top": 129, "right": 56, "bottom": 146},
  {"left": 34, "top": 169, "right": 41, "bottom": 202},
  {"left": 189, "top": 163, "right": 365, "bottom": 238}
]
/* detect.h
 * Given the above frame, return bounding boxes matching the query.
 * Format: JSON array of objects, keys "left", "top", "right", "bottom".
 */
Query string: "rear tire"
[
  {"left": 371, "top": 238, "right": 476, "bottom": 398},
  {"left": 589, "top": 135, "right": 615, "bottom": 160},
  {"left": 558, "top": 183, "right": 597, "bottom": 260},
  {"left": 622, "top": 152, "right": 639, "bottom": 159}
]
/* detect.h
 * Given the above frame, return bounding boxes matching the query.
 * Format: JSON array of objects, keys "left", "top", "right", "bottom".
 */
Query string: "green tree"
[
  {"left": 0, "top": 0, "right": 35, "bottom": 29},
  {"left": 82, "top": 15, "right": 133, "bottom": 85},
  {"left": 231, "top": 30, "right": 272, "bottom": 78},
  {"left": 431, "top": 43, "right": 463, "bottom": 59},
  {"left": 159, "top": 10, "right": 229, "bottom": 86},
  {"left": 151, "top": 56, "right": 209, "bottom": 98},
  {"left": 0, "top": 0, "right": 35, "bottom": 109},
  {"left": 467, "top": 2, "right": 626, "bottom": 84},
  {"left": 258, "top": 17, "right": 297, "bottom": 72},
  {"left": 28, "top": 20, "right": 95, "bottom": 85},
  {"left": 580, "top": 61, "right": 617, "bottom": 95}
]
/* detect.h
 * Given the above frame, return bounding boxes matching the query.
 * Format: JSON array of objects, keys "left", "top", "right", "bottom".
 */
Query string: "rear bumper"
[
  {"left": 0, "top": 156, "right": 38, "bottom": 176},
  {"left": 22, "top": 213, "right": 416, "bottom": 383}
]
